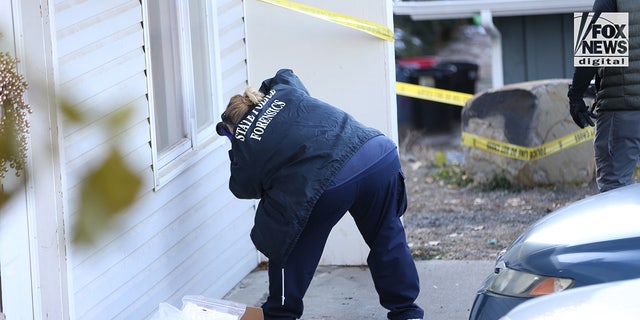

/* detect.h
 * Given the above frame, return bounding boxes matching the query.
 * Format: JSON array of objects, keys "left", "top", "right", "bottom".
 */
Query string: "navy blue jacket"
[{"left": 228, "top": 69, "right": 382, "bottom": 266}]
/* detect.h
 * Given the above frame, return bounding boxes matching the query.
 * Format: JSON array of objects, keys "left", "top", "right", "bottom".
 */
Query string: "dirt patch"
[
  {"left": 399, "top": 131, "right": 600, "bottom": 261},
  {"left": 397, "top": 24, "right": 603, "bottom": 261}
]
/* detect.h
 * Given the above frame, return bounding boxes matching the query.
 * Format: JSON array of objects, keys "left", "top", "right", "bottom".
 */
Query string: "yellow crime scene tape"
[
  {"left": 258, "top": 0, "right": 394, "bottom": 41},
  {"left": 396, "top": 81, "right": 472, "bottom": 107},
  {"left": 396, "top": 81, "right": 596, "bottom": 160},
  {"left": 461, "top": 127, "right": 595, "bottom": 161}
]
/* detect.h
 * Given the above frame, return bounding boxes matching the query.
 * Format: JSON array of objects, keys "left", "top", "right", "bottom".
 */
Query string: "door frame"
[{"left": 1, "top": 0, "right": 70, "bottom": 318}]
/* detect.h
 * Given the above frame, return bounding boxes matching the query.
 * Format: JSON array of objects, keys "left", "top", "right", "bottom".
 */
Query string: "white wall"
[
  {"left": 244, "top": 0, "right": 397, "bottom": 265},
  {"left": 0, "top": 3, "right": 33, "bottom": 318},
  {"left": 1, "top": 0, "right": 69, "bottom": 318},
  {"left": 51, "top": 0, "right": 258, "bottom": 318}
]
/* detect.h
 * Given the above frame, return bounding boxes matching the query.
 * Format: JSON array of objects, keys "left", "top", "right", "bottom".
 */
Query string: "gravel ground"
[
  {"left": 399, "top": 130, "right": 600, "bottom": 261},
  {"left": 397, "top": 25, "right": 604, "bottom": 262}
]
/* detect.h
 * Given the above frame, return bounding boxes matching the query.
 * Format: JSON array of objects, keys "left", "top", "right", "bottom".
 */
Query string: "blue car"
[{"left": 469, "top": 183, "right": 640, "bottom": 320}]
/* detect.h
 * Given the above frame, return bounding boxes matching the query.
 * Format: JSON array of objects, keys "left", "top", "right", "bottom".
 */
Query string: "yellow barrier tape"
[
  {"left": 259, "top": 0, "right": 394, "bottom": 41},
  {"left": 396, "top": 81, "right": 473, "bottom": 107},
  {"left": 395, "top": 81, "right": 595, "bottom": 161},
  {"left": 461, "top": 127, "right": 595, "bottom": 161}
]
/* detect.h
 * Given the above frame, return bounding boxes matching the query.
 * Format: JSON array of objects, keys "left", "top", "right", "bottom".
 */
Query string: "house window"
[{"left": 143, "top": 0, "right": 224, "bottom": 189}]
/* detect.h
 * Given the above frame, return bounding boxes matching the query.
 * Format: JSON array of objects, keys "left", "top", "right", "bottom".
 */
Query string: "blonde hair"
[{"left": 224, "top": 87, "right": 265, "bottom": 124}]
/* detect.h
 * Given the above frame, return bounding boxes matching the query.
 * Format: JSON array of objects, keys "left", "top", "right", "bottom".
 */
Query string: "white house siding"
[
  {"left": 53, "top": 0, "right": 256, "bottom": 319},
  {"left": 219, "top": 0, "right": 250, "bottom": 99}
]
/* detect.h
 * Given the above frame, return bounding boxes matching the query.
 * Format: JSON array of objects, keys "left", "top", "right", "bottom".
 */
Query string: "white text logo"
[{"left": 574, "top": 12, "right": 629, "bottom": 67}]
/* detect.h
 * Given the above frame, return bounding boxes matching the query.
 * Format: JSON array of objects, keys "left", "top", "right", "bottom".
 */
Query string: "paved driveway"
[{"left": 224, "top": 260, "right": 495, "bottom": 320}]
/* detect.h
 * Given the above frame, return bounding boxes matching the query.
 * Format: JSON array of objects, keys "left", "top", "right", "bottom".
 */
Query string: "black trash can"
[
  {"left": 409, "top": 64, "right": 456, "bottom": 133},
  {"left": 433, "top": 61, "right": 479, "bottom": 124},
  {"left": 396, "top": 56, "right": 440, "bottom": 131},
  {"left": 396, "top": 64, "right": 415, "bottom": 129},
  {"left": 402, "top": 61, "right": 478, "bottom": 133}
]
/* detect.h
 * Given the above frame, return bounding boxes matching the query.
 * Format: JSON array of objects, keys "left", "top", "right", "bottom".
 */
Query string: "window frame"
[{"left": 142, "top": 0, "right": 227, "bottom": 190}]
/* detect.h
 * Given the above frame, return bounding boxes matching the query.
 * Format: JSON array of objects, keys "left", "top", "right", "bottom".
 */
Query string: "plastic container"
[{"left": 181, "top": 296, "right": 248, "bottom": 320}]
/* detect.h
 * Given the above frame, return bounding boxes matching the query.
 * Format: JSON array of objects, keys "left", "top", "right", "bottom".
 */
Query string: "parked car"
[
  {"left": 500, "top": 278, "right": 640, "bottom": 320},
  {"left": 469, "top": 183, "right": 640, "bottom": 320}
]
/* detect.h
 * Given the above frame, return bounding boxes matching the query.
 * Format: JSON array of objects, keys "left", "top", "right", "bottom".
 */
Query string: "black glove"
[
  {"left": 569, "top": 98, "right": 595, "bottom": 128},
  {"left": 216, "top": 122, "right": 233, "bottom": 140},
  {"left": 568, "top": 85, "right": 595, "bottom": 128}
]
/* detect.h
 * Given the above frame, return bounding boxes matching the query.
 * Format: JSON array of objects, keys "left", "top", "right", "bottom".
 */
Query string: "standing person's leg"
[
  {"left": 595, "top": 111, "right": 616, "bottom": 192},
  {"left": 595, "top": 111, "right": 640, "bottom": 192},
  {"left": 261, "top": 184, "right": 354, "bottom": 320},
  {"left": 348, "top": 154, "right": 424, "bottom": 320}
]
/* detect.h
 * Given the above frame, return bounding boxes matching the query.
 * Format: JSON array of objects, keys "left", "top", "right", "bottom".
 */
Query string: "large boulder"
[{"left": 461, "top": 79, "right": 595, "bottom": 187}]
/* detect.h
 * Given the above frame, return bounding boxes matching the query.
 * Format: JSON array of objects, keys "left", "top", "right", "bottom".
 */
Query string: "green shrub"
[{"left": 429, "top": 151, "right": 473, "bottom": 188}]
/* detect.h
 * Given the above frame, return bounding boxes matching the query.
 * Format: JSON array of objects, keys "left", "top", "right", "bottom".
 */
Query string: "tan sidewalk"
[{"left": 224, "top": 260, "right": 495, "bottom": 320}]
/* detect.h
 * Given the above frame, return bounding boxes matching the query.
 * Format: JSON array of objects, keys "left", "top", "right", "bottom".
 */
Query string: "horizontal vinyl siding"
[
  {"left": 71, "top": 156, "right": 231, "bottom": 290},
  {"left": 64, "top": 98, "right": 149, "bottom": 169},
  {"left": 58, "top": 24, "right": 143, "bottom": 85},
  {"left": 62, "top": 71, "right": 148, "bottom": 137},
  {"left": 219, "top": 0, "right": 249, "bottom": 99},
  {"left": 55, "top": 0, "right": 141, "bottom": 58},
  {"left": 72, "top": 162, "right": 250, "bottom": 318},
  {"left": 59, "top": 48, "right": 145, "bottom": 107},
  {"left": 55, "top": 0, "right": 256, "bottom": 318}
]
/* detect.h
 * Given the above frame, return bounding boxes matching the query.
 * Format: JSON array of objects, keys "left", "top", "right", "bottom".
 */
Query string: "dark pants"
[
  {"left": 262, "top": 154, "right": 424, "bottom": 320},
  {"left": 595, "top": 111, "right": 640, "bottom": 192}
]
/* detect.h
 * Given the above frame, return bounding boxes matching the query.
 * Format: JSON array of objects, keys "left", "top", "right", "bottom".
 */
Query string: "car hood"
[{"left": 503, "top": 183, "right": 640, "bottom": 283}]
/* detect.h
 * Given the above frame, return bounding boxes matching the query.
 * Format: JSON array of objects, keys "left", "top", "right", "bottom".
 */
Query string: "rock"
[{"left": 461, "top": 79, "right": 596, "bottom": 187}]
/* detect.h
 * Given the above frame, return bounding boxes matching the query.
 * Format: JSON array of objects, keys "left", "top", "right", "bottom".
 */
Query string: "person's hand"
[{"left": 569, "top": 98, "right": 595, "bottom": 128}]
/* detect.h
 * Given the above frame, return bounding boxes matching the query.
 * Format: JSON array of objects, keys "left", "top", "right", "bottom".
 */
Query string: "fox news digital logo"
[{"left": 574, "top": 12, "right": 629, "bottom": 67}]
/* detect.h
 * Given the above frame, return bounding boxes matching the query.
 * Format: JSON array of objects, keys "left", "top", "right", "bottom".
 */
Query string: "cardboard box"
[{"left": 240, "top": 306, "right": 263, "bottom": 320}]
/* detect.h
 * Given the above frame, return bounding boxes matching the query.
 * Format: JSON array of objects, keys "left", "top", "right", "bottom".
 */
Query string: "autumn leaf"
[
  {"left": 59, "top": 101, "right": 85, "bottom": 124},
  {"left": 435, "top": 151, "right": 447, "bottom": 168},
  {"left": 73, "top": 148, "right": 142, "bottom": 244}
]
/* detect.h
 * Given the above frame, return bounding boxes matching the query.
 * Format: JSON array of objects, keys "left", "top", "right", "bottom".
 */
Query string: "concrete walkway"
[{"left": 224, "top": 260, "right": 495, "bottom": 320}]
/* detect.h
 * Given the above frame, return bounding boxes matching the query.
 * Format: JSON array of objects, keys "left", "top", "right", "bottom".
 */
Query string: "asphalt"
[{"left": 224, "top": 260, "right": 495, "bottom": 320}]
